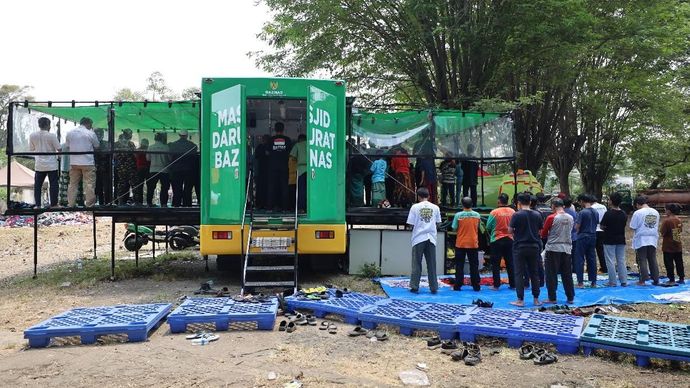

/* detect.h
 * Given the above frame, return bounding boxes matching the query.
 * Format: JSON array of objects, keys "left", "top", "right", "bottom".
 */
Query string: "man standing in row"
[
  {"left": 169, "top": 130, "right": 198, "bottom": 206},
  {"left": 407, "top": 187, "right": 441, "bottom": 294},
  {"left": 541, "top": 199, "right": 575, "bottom": 304},
  {"left": 267, "top": 122, "right": 292, "bottom": 211},
  {"left": 574, "top": 194, "right": 599, "bottom": 288},
  {"left": 66, "top": 117, "right": 99, "bottom": 207},
  {"left": 451, "top": 197, "right": 482, "bottom": 291},
  {"left": 509, "top": 193, "right": 543, "bottom": 307},
  {"left": 30, "top": 117, "right": 61, "bottom": 208},
  {"left": 486, "top": 193, "right": 515, "bottom": 290},
  {"left": 630, "top": 195, "right": 660, "bottom": 285}
]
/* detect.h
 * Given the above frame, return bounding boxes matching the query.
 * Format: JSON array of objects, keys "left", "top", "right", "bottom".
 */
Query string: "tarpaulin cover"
[
  {"left": 28, "top": 101, "right": 200, "bottom": 132},
  {"left": 351, "top": 110, "right": 514, "bottom": 159},
  {"left": 378, "top": 275, "right": 689, "bottom": 310}
]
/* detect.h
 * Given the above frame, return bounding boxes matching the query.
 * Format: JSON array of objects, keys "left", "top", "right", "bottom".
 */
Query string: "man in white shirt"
[
  {"left": 591, "top": 197, "right": 608, "bottom": 273},
  {"left": 406, "top": 187, "right": 442, "bottom": 294},
  {"left": 65, "top": 117, "right": 99, "bottom": 207},
  {"left": 29, "top": 117, "right": 61, "bottom": 207},
  {"left": 629, "top": 195, "right": 660, "bottom": 285}
]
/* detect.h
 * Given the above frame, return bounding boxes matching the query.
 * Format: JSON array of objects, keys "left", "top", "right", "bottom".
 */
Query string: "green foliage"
[
  {"left": 357, "top": 263, "right": 381, "bottom": 279},
  {"left": 0, "top": 85, "right": 33, "bottom": 148},
  {"left": 113, "top": 87, "right": 145, "bottom": 101}
]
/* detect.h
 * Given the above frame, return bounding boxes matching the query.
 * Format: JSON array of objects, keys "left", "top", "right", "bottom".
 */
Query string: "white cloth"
[
  {"left": 65, "top": 126, "right": 99, "bottom": 166},
  {"left": 407, "top": 200, "right": 442, "bottom": 246},
  {"left": 629, "top": 206, "right": 660, "bottom": 249},
  {"left": 29, "top": 130, "right": 61, "bottom": 171},
  {"left": 592, "top": 202, "right": 607, "bottom": 232},
  {"left": 652, "top": 290, "right": 690, "bottom": 302}
]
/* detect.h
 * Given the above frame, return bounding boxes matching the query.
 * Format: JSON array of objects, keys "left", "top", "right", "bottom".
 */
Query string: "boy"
[
  {"left": 629, "top": 195, "right": 660, "bottom": 285},
  {"left": 370, "top": 152, "right": 387, "bottom": 206},
  {"left": 451, "top": 197, "right": 482, "bottom": 291},
  {"left": 540, "top": 199, "right": 575, "bottom": 304},
  {"left": 660, "top": 203, "right": 684, "bottom": 285},
  {"left": 439, "top": 157, "right": 456, "bottom": 207},
  {"left": 406, "top": 187, "right": 442, "bottom": 294}
]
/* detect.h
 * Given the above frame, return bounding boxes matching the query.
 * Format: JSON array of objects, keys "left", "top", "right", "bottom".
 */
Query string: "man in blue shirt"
[
  {"left": 370, "top": 153, "right": 387, "bottom": 206},
  {"left": 509, "top": 193, "right": 544, "bottom": 307},
  {"left": 575, "top": 194, "right": 599, "bottom": 287}
]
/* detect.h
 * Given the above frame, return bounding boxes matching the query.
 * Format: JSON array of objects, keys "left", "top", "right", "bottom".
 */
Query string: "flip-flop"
[
  {"left": 328, "top": 323, "right": 338, "bottom": 334},
  {"left": 292, "top": 313, "right": 308, "bottom": 325},
  {"left": 191, "top": 333, "right": 219, "bottom": 344},
  {"left": 534, "top": 352, "right": 558, "bottom": 365},
  {"left": 286, "top": 322, "right": 296, "bottom": 333},
  {"left": 278, "top": 320, "right": 288, "bottom": 331},
  {"left": 319, "top": 321, "right": 330, "bottom": 330},
  {"left": 366, "top": 330, "right": 377, "bottom": 339},
  {"left": 519, "top": 344, "right": 535, "bottom": 359},
  {"left": 375, "top": 330, "right": 388, "bottom": 341},
  {"left": 185, "top": 331, "right": 206, "bottom": 340},
  {"left": 306, "top": 315, "right": 317, "bottom": 326},
  {"left": 348, "top": 326, "right": 368, "bottom": 337}
]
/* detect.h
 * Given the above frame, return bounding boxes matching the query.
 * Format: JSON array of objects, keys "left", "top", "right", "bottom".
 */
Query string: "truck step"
[
  {"left": 246, "top": 265, "right": 295, "bottom": 271},
  {"left": 244, "top": 281, "right": 295, "bottom": 287}
]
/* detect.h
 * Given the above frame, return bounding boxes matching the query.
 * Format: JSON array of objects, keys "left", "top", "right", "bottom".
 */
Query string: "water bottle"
[{"left": 76, "top": 258, "right": 83, "bottom": 270}]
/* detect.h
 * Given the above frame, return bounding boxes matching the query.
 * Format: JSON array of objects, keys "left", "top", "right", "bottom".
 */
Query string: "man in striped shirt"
[{"left": 451, "top": 197, "right": 482, "bottom": 291}]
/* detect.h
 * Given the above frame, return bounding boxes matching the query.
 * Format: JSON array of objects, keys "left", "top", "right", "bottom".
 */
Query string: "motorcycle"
[{"left": 123, "top": 224, "right": 199, "bottom": 252}]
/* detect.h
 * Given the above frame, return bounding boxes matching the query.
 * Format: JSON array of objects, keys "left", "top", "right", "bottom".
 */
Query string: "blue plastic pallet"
[
  {"left": 24, "top": 303, "right": 172, "bottom": 348},
  {"left": 167, "top": 297, "right": 278, "bottom": 333},
  {"left": 456, "top": 309, "right": 583, "bottom": 354},
  {"left": 286, "top": 291, "right": 385, "bottom": 324},
  {"left": 580, "top": 314, "right": 690, "bottom": 360}
]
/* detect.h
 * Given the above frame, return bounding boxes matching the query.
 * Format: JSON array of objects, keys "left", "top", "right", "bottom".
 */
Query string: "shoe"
[
  {"left": 430, "top": 289, "right": 437, "bottom": 294},
  {"left": 450, "top": 349, "right": 467, "bottom": 361},
  {"left": 426, "top": 337, "right": 441, "bottom": 348},
  {"left": 441, "top": 340, "right": 458, "bottom": 350},
  {"left": 410, "top": 288, "right": 419, "bottom": 294},
  {"left": 463, "top": 342, "right": 481, "bottom": 366},
  {"left": 519, "top": 344, "right": 535, "bottom": 359},
  {"left": 453, "top": 286, "right": 462, "bottom": 291}
]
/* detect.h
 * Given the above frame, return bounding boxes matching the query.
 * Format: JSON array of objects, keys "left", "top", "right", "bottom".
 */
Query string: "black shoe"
[
  {"left": 441, "top": 340, "right": 458, "bottom": 350},
  {"left": 427, "top": 337, "right": 441, "bottom": 347},
  {"left": 410, "top": 288, "right": 419, "bottom": 294}
]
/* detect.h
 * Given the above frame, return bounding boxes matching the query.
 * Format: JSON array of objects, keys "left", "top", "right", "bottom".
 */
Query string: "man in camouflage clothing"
[{"left": 115, "top": 129, "right": 137, "bottom": 205}]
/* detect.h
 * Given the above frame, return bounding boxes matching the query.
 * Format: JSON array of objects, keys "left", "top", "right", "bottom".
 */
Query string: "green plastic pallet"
[{"left": 580, "top": 314, "right": 690, "bottom": 358}]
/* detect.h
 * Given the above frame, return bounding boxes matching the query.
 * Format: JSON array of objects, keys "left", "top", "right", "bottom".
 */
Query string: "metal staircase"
[{"left": 240, "top": 170, "right": 299, "bottom": 295}]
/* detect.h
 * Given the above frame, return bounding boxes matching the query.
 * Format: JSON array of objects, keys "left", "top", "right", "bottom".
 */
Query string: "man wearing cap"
[
  {"left": 65, "top": 117, "right": 100, "bottom": 207},
  {"left": 168, "top": 129, "right": 198, "bottom": 206}
]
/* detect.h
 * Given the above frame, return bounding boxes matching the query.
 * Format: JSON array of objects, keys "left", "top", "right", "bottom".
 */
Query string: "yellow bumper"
[{"left": 200, "top": 224, "right": 346, "bottom": 255}]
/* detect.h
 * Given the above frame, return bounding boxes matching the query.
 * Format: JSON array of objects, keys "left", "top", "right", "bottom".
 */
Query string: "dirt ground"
[{"left": 0, "top": 220, "right": 689, "bottom": 387}]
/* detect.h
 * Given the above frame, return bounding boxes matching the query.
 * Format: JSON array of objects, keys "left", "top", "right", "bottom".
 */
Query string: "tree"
[
  {"left": 548, "top": 101, "right": 585, "bottom": 195},
  {"left": 113, "top": 88, "right": 145, "bottom": 101},
  {"left": 181, "top": 87, "right": 201, "bottom": 100},
  {"left": 0, "top": 85, "right": 33, "bottom": 148},
  {"left": 145, "top": 71, "right": 178, "bottom": 101}
]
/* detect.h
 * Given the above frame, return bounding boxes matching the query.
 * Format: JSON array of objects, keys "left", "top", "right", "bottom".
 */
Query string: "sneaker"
[
  {"left": 441, "top": 340, "right": 458, "bottom": 350},
  {"left": 463, "top": 342, "right": 481, "bottom": 366}
]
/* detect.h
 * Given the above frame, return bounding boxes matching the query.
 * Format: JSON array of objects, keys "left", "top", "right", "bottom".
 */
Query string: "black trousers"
[
  {"left": 596, "top": 231, "right": 607, "bottom": 272},
  {"left": 544, "top": 251, "right": 575, "bottom": 302},
  {"left": 463, "top": 184, "right": 477, "bottom": 207},
  {"left": 34, "top": 170, "right": 59, "bottom": 207},
  {"left": 267, "top": 169, "right": 289, "bottom": 210},
  {"left": 455, "top": 248, "right": 480, "bottom": 291},
  {"left": 95, "top": 166, "right": 112, "bottom": 205},
  {"left": 133, "top": 167, "right": 149, "bottom": 204},
  {"left": 490, "top": 237, "right": 515, "bottom": 288},
  {"left": 170, "top": 172, "right": 194, "bottom": 207},
  {"left": 514, "top": 245, "right": 541, "bottom": 300},
  {"left": 146, "top": 172, "right": 170, "bottom": 206},
  {"left": 663, "top": 252, "right": 685, "bottom": 282}
]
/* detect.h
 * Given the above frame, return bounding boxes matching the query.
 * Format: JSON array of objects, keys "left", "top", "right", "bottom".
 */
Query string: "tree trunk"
[{"left": 556, "top": 170, "right": 570, "bottom": 196}]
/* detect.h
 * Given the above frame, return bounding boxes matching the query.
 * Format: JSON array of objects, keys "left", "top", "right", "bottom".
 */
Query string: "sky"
[{"left": 0, "top": 0, "right": 271, "bottom": 100}]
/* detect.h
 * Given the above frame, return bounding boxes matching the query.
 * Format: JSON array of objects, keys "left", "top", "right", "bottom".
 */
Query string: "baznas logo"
[{"left": 270, "top": 81, "right": 279, "bottom": 90}]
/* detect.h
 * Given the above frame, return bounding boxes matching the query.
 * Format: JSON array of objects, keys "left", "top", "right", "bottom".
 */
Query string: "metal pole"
[
  {"left": 479, "top": 125, "right": 485, "bottom": 207},
  {"left": 134, "top": 222, "right": 139, "bottom": 267},
  {"left": 165, "top": 224, "right": 169, "bottom": 253},
  {"left": 152, "top": 225, "right": 156, "bottom": 259},
  {"left": 110, "top": 217, "right": 115, "bottom": 280},
  {"left": 92, "top": 213, "right": 97, "bottom": 260},
  {"left": 204, "top": 255, "right": 209, "bottom": 272},
  {"left": 33, "top": 213, "right": 38, "bottom": 279}
]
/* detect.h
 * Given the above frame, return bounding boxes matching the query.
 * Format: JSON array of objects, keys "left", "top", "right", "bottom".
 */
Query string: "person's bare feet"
[
  {"left": 566, "top": 300, "right": 574, "bottom": 304},
  {"left": 636, "top": 281, "right": 647, "bottom": 286},
  {"left": 576, "top": 283, "right": 585, "bottom": 289},
  {"left": 543, "top": 300, "right": 557, "bottom": 304},
  {"left": 510, "top": 300, "right": 525, "bottom": 307},
  {"left": 533, "top": 298, "right": 542, "bottom": 306}
]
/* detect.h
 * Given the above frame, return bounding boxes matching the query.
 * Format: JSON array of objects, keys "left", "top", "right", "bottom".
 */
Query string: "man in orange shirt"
[
  {"left": 451, "top": 197, "right": 482, "bottom": 291},
  {"left": 486, "top": 193, "right": 515, "bottom": 290}
]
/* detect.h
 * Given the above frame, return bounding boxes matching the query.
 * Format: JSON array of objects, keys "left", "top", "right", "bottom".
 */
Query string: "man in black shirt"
[
  {"left": 266, "top": 122, "right": 292, "bottom": 211},
  {"left": 509, "top": 193, "right": 544, "bottom": 307},
  {"left": 254, "top": 135, "right": 271, "bottom": 209},
  {"left": 461, "top": 144, "right": 479, "bottom": 207}
]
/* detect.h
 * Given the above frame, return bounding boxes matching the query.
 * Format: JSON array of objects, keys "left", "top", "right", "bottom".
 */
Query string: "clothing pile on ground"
[{"left": 0, "top": 212, "right": 92, "bottom": 228}]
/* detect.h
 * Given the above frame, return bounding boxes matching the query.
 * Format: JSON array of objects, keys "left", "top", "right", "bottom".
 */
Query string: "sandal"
[
  {"left": 185, "top": 331, "right": 207, "bottom": 340},
  {"left": 306, "top": 315, "right": 317, "bottom": 326},
  {"left": 348, "top": 326, "right": 368, "bottom": 337},
  {"left": 319, "top": 321, "right": 330, "bottom": 330},
  {"left": 278, "top": 320, "right": 288, "bottom": 332},
  {"left": 533, "top": 352, "right": 558, "bottom": 365},
  {"left": 286, "top": 322, "right": 297, "bottom": 333},
  {"left": 327, "top": 323, "right": 338, "bottom": 334},
  {"left": 375, "top": 330, "right": 388, "bottom": 341},
  {"left": 293, "top": 314, "right": 308, "bottom": 325},
  {"left": 519, "top": 344, "right": 535, "bottom": 360},
  {"left": 191, "top": 333, "right": 219, "bottom": 344},
  {"left": 463, "top": 342, "right": 481, "bottom": 366}
]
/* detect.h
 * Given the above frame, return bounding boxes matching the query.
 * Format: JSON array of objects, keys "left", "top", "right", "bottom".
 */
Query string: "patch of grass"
[
  {"left": 8, "top": 252, "right": 205, "bottom": 289},
  {"left": 356, "top": 263, "right": 382, "bottom": 279}
]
